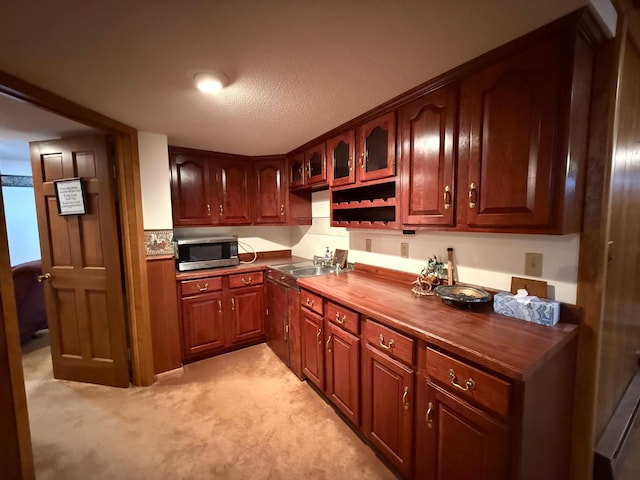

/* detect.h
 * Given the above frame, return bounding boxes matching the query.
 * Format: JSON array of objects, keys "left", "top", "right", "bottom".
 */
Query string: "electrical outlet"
[
  {"left": 365, "top": 238, "right": 372, "bottom": 252},
  {"left": 401, "top": 242, "right": 409, "bottom": 258},
  {"left": 524, "top": 253, "right": 543, "bottom": 277}
]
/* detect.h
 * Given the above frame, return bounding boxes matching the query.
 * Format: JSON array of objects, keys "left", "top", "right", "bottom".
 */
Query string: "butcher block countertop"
[{"left": 297, "top": 269, "right": 579, "bottom": 382}]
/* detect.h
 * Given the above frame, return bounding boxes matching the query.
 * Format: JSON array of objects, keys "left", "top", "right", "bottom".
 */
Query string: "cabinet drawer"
[
  {"left": 228, "top": 271, "right": 264, "bottom": 289},
  {"left": 427, "top": 347, "right": 511, "bottom": 418},
  {"left": 181, "top": 277, "right": 223, "bottom": 296},
  {"left": 301, "top": 289, "right": 323, "bottom": 316},
  {"left": 325, "top": 301, "right": 359, "bottom": 335},
  {"left": 363, "top": 319, "right": 414, "bottom": 365}
]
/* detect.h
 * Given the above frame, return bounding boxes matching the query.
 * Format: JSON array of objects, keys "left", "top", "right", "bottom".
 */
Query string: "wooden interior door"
[{"left": 30, "top": 135, "right": 129, "bottom": 387}]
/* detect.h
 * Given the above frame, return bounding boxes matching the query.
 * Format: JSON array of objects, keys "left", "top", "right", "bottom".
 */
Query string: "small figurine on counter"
[{"left": 412, "top": 255, "right": 448, "bottom": 296}]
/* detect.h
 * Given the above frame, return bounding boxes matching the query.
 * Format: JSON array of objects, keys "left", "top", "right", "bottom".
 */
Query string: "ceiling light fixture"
[{"left": 194, "top": 71, "right": 229, "bottom": 93}]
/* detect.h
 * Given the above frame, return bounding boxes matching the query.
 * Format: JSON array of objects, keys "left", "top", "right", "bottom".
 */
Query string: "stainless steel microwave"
[{"left": 174, "top": 236, "right": 239, "bottom": 271}]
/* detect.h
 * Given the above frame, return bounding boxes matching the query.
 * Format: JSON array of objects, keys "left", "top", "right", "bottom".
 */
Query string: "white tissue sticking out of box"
[{"left": 494, "top": 290, "right": 560, "bottom": 326}]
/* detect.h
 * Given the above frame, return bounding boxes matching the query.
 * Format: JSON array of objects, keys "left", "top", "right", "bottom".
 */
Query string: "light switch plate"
[
  {"left": 365, "top": 238, "right": 372, "bottom": 252},
  {"left": 524, "top": 253, "right": 543, "bottom": 277},
  {"left": 400, "top": 242, "right": 409, "bottom": 258}
]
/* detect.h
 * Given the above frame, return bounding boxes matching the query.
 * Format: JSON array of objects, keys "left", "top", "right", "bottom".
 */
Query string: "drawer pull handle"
[
  {"left": 317, "top": 328, "right": 322, "bottom": 345},
  {"left": 326, "top": 335, "right": 332, "bottom": 352},
  {"left": 402, "top": 386, "right": 409, "bottom": 410},
  {"left": 426, "top": 402, "right": 434, "bottom": 429},
  {"left": 197, "top": 282, "right": 209, "bottom": 292},
  {"left": 379, "top": 333, "right": 395, "bottom": 351},
  {"left": 449, "top": 368, "right": 475, "bottom": 392},
  {"left": 306, "top": 298, "right": 315, "bottom": 308},
  {"left": 241, "top": 276, "right": 252, "bottom": 285},
  {"left": 335, "top": 312, "right": 346, "bottom": 325}
]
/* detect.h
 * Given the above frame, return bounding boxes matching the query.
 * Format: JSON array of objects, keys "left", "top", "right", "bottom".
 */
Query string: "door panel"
[
  {"left": 170, "top": 154, "right": 213, "bottom": 225},
  {"left": 266, "top": 280, "right": 289, "bottom": 365},
  {"left": 254, "top": 160, "right": 287, "bottom": 224},
  {"left": 301, "top": 308, "right": 324, "bottom": 389},
  {"left": 217, "top": 160, "right": 251, "bottom": 224},
  {"left": 228, "top": 285, "right": 264, "bottom": 344},
  {"left": 30, "top": 135, "right": 129, "bottom": 387}
]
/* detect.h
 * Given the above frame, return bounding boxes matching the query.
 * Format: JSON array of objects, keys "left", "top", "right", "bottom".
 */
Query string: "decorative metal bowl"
[{"left": 433, "top": 285, "right": 492, "bottom": 310}]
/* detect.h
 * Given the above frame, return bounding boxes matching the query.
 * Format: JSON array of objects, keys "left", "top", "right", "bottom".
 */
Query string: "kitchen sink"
[{"left": 288, "top": 265, "right": 337, "bottom": 277}]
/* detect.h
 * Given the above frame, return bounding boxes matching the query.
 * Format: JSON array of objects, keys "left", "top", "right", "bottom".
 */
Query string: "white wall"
[
  {"left": 0, "top": 153, "right": 41, "bottom": 266},
  {"left": 291, "top": 191, "right": 580, "bottom": 303},
  {"left": 138, "top": 132, "right": 173, "bottom": 229}
]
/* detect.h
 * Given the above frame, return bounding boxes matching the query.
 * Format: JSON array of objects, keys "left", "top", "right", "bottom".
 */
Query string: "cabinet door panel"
[
  {"left": 357, "top": 111, "right": 396, "bottom": 182},
  {"left": 400, "top": 85, "right": 457, "bottom": 226},
  {"left": 227, "top": 285, "right": 264, "bottom": 345},
  {"left": 170, "top": 154, "right": 214, "bottom": 226},
  {"left": 254, "top": 159, "right": 287, "bottom": 224},
  {"left": 266, "top": 280, "right": 289, "bottom": 365},
  {"left": 304, "top": 143, "right": 327, "bottom": 186},
  {"left": 327, "top": 130, "right": 356, "bottom": 187},
  {"left": 460, "top": 38, "right": 561, "bottom": 229},
  {"left": 217, "top": 160, "right": 252, "bottom": 224},
  {"left": 301, "top": 308, "right": 324, "bottom": 389},
  {"left": 289, "top": 152, "right": 305, "bottom": 188},
  {"left": 325, "top": 322, "right": 360, "bottom": 426},
  {"left": 362, "top": 344, "right": 414, "bottom": 477},
  {"left": 425, "top": 382, "right": 510, "bottom": 480},
  {"left": 181, "top": 291, "right": 225, "bottom": 358}
]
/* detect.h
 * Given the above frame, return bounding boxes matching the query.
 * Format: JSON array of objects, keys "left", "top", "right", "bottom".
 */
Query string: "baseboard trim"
[
  {"left": 594, "top": 372, "right": 640, "bottom": 479},
  {"left": 155, "top": 366, "right": 185, "bottom": 380}
]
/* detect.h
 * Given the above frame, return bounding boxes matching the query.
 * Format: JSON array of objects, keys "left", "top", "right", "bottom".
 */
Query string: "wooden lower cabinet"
[
  {"left": 179, "top": 272, "right": 265, "bottom": 362},
  {"left": 301, "top": 307, "right": 324, "bottom": 389},
  {"left": 362, "top": 343, "right": 415, "bottom": 478},
  {"left": 325, "top": 320, "right": 360, "bottom": 426},
  {"left": 227, "top": 285, "right": 264, "bottom": 345},
  {"left": 181, "top": 291, "right": 226, "bottom": 358},
  {"left": 420, "top": 381, "right": 510, "bottom": 480}
]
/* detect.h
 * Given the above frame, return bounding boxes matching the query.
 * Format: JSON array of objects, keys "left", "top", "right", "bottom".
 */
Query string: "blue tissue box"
[{"left": 493, "top": 291, "right": 560, "bottom": 326}]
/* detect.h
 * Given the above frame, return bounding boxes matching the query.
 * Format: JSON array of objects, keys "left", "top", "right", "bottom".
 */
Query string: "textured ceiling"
[{"left": 0, "top": 0, "right": 588, "bottom": 156}]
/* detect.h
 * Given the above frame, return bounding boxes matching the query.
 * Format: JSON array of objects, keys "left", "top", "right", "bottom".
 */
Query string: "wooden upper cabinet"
[
  {"left": 170, "top": 152, "right": 216, "bottom": 226},
  {"left": 356, "top": 111, "right": 396, "bottom": 182},
  {"left": 288, "top": 152, "right": 305, "bottom": 189},
  {"left": 216, "top": 159, "right": 252, "bottom": 225},
  {"left": 457, "top": 35, "right": 582, "bottom": 232},
  {"left": 327, "top": 130, "right": 356, "bottom": 187},
  {"left": 400, "top": 84, "right": 458, "bottom": 227},
  {"left": 304, "top": 143, "right": 327, "bottom": 186},
  {"left": 254, "top": 158, "right": 287, "bottom": 225}
]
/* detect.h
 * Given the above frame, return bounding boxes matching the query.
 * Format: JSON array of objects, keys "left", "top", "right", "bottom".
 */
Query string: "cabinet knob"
[
  {"left": 468, "top": 183, "right": 477, "bottom": 209},
  {"left": 449, "top": 368, "right": 475, "bottom": 392}
]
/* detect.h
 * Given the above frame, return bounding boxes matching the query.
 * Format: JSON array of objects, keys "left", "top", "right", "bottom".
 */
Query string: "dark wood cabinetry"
[
  {"left": 356, "top": 111, "right": 397, "bottom": 182},
  {"left": 422, "top": 382, "right": 510, "bottom": 480},
  {"left": 329, "top": 111, "right": 398, "bottom": 228},
  {"left": 304, "top": 143, "right": 327, "bottom": 187},
  {"left": 301, "top": 307, "right": 324, "bottom": 389},
  {"left": 178, "top": 271, "right": 265, "bottom": 362},
  {"left": 253, "top": 158, "right": 287, "bottom": 225},
  {"left": 362, "top": 342, "right": 415, "bottom": 478},
  {"left": 400, "top": 84, "right": 458, "bottom": 227},
  {"left": 288, "top": 151, "right": 305, "bottom": 189},
  {"left": 327, "top": 130, "right": 356, "bottom": 187},
  {"left": 324, "top": 302, "right": 360, "bottom": 426},
  {"left": 169, "top": 147, "right": 251, "bottom": 227}
]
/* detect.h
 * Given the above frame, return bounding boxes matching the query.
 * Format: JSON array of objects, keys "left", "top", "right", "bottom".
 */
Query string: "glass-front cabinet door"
[
  {"left": 288, "top": 152, "right": 305, "bottom": 188},
  {"left": 327, "top": 130, "right": 355, "bottom": 187},
  {"left": 304, "top": 143, "right": 327, "bottom": 186},
  {"left": 356, "top": 111, "right": 396, "bottom": 182}
]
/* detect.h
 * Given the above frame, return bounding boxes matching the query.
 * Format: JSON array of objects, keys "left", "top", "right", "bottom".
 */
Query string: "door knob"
[{"left": 37, "top": 272, "right": 52, "bottom": 283}]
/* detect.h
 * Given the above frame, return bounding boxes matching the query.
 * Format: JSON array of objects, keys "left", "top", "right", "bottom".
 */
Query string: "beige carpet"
[{"left": 22, "top": 332, "right": 396, "bottom": 480}]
